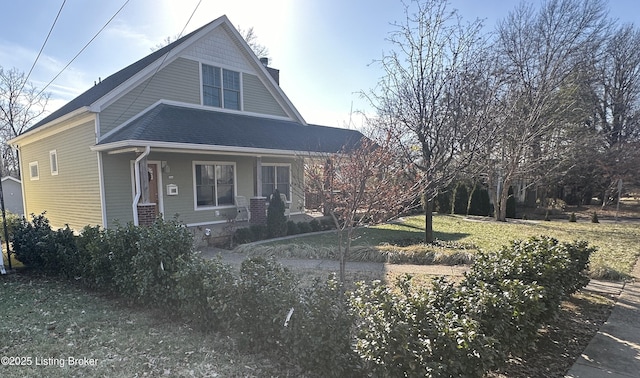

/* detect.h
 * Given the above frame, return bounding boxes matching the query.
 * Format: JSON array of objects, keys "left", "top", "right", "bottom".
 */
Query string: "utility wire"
[
  {"left": 19, "top": 0, "right": 66, "bottom": 96},
  {"left": 36, "top": 0, "right": 131, "bottom": 98}
]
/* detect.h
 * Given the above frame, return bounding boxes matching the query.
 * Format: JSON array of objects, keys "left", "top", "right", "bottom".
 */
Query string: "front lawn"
[
  {"left": 0, "top": 274, "right": 294, "bottom": 378},
  {"left": 240, "top": 214, "right": 640, "bottom": 280}
]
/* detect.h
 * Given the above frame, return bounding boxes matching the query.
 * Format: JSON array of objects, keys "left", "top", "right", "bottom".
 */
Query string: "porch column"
[
  {"left": 256, "top": 156, "right": 262, "bottom": 197},
  {"left": 250, "top": 197, "right": 267, "bottom": 225},
  {"left": 139, "top": 156, "right": 150, "bottom": 203}
]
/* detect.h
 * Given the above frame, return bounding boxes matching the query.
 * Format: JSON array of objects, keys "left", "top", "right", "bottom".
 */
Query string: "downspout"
[{"left": 132, "top": 146, "right": 151, "bottom": 226}]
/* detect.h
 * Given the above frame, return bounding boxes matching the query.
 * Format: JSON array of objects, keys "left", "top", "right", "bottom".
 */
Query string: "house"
[
  {"left": 1, "top": 176, "right": 24, "bottom": 215},
  {"left": 9, "top": 15, "right": 364, "bottom": 231}
]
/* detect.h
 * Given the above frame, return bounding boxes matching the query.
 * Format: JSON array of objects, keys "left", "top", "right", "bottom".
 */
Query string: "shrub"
[
  {"left": 233, "top": 227, "right": 254, "bottom": 244},
  {"left": 0, "top": 211, "right": 21, "bottom": 243},
  {"left": 350, "top": 276, "right": 499, "bottom": 377},
  {"left": 286, "top": 220, "right": 299, "bottom": 235},
  {"left": 297, "top": 221, "right": 312, "bottom": 234},
  {"left": 460, "top": 278, "right": 546, "bottom": 357},
  {"left": 286, "top": 275, "right": 359, "bottom": 377},
  {"left": 249, "top": 224, "right": 266, "bottom": 241},
  {"left": 266, "top": 189, "right": 287, "bottom": 238},
  {"left": 234, "top": 256, "right": 299, "bottom": 353},
  {"left": 77, "top": 225, "right": 112, "bottom": 290},
  {"left": 309, "top": 219, "right": 321, "bottom": 232},
  {"left": 130, "top": 217, "right": 195, "bottom": 306},
  {"left": 172, "top": 256, "right": 235, "bottom": 330},
  {"left": 452, "top": 182, "right": 469, "bottom": 215},
  {"left": 466, "top": 236, "right": 594, "bottom": 319},
  {"left": 434, "top": 190, "right": 451, "bottom": 214},
  {"left": 12, "top": 213, "right": 56, "bottom": 271},
  {"left": 105, "top": 222, "right": 142, "bottom": 298},
  {"left": 468, "top": 185, "right": 491, "bottom": 216},
  {"left": 320, "top": 218, "right": 335, "bottom": 230},
  {"left": 54, "top": 225, "right": 83, "bottom": 280}
]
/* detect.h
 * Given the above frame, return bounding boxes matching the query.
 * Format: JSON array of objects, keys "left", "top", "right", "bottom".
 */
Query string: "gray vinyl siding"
[
  {"left": 99, "top": 57, "right": 201, "bottom": 136},
  {"left": 20, "top": 120, "right": 102, "bottom": 230},
  {"left": 242, "top": 73, "right": 288, "bottom": 117}
]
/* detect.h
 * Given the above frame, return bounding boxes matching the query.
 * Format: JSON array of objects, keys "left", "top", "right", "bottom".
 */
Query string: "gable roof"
[
  {"left": 21, "top": 15, "right": 304, "bottom": 137},
  {"left": 28, "top": 22, "right": 208, "bottom": 132},
  {"left": 95, "top": 103, "right": 363, "bottom": 155}
]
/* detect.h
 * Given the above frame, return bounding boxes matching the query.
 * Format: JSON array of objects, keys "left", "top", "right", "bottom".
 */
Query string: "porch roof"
[{"left": 97, "top": 103, "right": 364, "bottom": 155}]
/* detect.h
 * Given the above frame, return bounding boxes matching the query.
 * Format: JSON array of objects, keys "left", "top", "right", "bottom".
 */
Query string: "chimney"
[{"left": 259, "top": 57, "right": 280, "bottom": 85}]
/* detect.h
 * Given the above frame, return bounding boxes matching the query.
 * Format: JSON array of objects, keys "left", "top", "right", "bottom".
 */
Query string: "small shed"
[{"left": 1, "top": 177, "right": 24, "bottom": 215}]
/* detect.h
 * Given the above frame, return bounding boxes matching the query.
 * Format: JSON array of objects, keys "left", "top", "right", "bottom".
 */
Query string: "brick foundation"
[
  {"left": 137, "top": 203, "right": 157, "bottom": 226},
  {"left": 249, "top": 197, "right": 267, "bottom": 225}
]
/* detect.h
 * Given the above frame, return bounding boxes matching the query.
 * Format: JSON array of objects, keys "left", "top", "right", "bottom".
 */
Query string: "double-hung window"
[
  {"left": 262, "top": 165, "right": 291, "bottom": 201},
  {"left": 202, "top": 64, "right": 240, "bottom": 110},
  {"left": 195, "top": 162, "right": 235, "bottom": 208}
]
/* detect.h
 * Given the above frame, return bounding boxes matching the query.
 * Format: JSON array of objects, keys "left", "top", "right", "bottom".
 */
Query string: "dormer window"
[{"left": 202, "top": 64, "right": 240, "bottom": 110}]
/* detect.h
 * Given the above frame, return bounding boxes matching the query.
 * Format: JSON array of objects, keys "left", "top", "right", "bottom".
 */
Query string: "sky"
[{"left": 1, "top": 0, "right": 640, "bottom": 129}]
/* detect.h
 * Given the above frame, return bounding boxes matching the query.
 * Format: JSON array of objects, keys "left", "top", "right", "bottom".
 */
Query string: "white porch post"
[{"left": 256, "top": 156, "right": 262, "bottom": 197}]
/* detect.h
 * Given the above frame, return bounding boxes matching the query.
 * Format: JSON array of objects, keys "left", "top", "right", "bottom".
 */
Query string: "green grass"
[
  {"left": 238, "top": 214, "right": 640, "bottom": 280},
  {"left": 0, "top": 274, "right": 294, "bottom": 378}
]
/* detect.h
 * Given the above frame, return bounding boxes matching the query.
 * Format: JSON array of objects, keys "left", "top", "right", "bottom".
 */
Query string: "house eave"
[
  {"left": 9, "top": 107, "right": 93, "bottom": 146},
  {"left": 91, "top": 140, "right": 331, "bottom": 158}
]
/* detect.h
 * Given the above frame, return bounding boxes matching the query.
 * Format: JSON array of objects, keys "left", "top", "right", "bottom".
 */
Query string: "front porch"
[{"left": 190, "top": 211, "right": 326, "bottom": 249}]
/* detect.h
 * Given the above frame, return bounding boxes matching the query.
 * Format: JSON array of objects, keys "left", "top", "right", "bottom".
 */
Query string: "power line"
[
  {"left": 19, "top": 0, "right": 67, "bottom": 96},
  {"left": 35, "top": 0, "right": 131, "bottom": 98}
]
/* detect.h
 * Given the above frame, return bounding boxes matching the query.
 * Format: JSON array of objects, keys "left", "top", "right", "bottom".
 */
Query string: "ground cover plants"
[{"left": 3, "top": 213, "right": 604, "bottom": 377}]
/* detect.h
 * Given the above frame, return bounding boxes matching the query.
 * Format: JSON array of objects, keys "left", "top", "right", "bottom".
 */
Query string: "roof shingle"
[{"left": 98, "top": 103, "right": 363, "bottom": 154}]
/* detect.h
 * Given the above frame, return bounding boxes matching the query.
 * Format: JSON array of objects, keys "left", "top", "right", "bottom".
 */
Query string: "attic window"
[
  {"left": 29, "top": 161, "right": 39, "bottom": 180},
  {"left": 202, "top": 64, "right": 240, "bottom": 110}
]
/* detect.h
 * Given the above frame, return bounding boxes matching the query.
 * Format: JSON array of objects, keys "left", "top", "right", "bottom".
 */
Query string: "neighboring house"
[
  {"left": 9, "top": 15, "right": 363, "bottom": 231},
  {"left": 1, "top": 177, "right": 24, "bottom": 215}
]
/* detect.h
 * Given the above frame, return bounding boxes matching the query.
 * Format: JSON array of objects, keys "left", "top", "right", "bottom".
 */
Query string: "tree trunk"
[
  {"left": 497, "top": 192, "right": 509, "bottom": 221},
  {"left": 424, "top": 199, "right": 434, "bottom": 243}
]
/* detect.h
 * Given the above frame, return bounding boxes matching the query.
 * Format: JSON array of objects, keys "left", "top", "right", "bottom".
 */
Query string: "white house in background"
[{"left": 1, "top": 176, "right": 24, "bottom": 215}]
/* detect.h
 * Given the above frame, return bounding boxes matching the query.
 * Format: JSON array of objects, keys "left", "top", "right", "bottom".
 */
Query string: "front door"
[{"left": 148, "top": 163, "right": 159, "bottom": 216}]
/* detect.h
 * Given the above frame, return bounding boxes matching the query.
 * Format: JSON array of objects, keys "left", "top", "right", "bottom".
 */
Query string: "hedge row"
[{"left": 11, "top": 214, "right": 594, "bottom": 377}]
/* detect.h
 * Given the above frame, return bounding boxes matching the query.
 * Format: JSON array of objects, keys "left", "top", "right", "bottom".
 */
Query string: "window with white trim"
[
  {"left": 50, "top": 150, "right": 58, "bottom": 175},
  {"left": 262, "top": 165, "right": 291, "bottom": 201},
  {"left": 29, "top": 161, "right": 39, "bottom": 180},
  {"left": 194, "top": 162, "right": 235, "bottom": 208},
  {"left": 202, "top": 64, "right": 240, "bottom": 110}
]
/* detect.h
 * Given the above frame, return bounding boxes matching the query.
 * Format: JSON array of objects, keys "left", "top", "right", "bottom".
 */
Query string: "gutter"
[{"left": 132, "top": 146, "right": 150, "bottom": 226}]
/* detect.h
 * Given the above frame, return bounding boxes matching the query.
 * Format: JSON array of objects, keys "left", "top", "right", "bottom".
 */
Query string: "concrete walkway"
[
  {"left": 199, "top": 248, "right": 470, "bottom": 276},
  {"left": 565, "top": 260, "right": 640, "bottom": 378},
  {"left": 200, "top": 247, "right": 640, "bottom": 377}
]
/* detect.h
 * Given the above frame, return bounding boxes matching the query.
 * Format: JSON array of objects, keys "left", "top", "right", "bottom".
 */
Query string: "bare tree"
[
  {"left": 237, "top": 26, "right": 269, "bottom": 59},
  {"left": 304, "top": 133, "right": 417, "bottom": 282},
  {"left": 486, "top": 0, "right": 609, "bottom": 220},
  {"left": 0, "top": 66, "right": 50, "bottom": 177},
  {"left": 589, "top": 24, "right": 640, "bottom": 202},
  {"left": 365, "top": 0, "right": 494, "bottom": 242}
]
